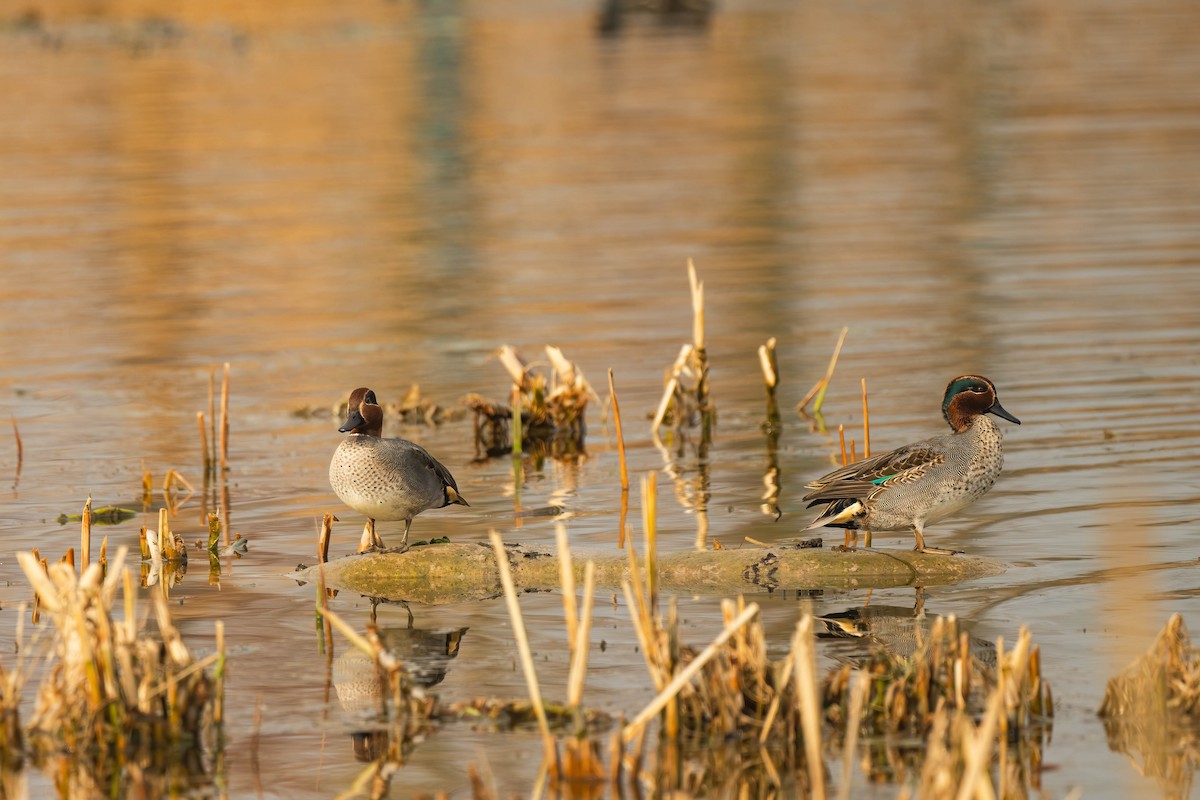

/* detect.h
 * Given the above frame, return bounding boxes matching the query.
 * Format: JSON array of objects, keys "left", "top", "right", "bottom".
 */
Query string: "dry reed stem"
[
  {"left": 651, "top": 344, "right": 692, "bottom": 435},
  {"left": 556, "top": 526, "right": 578, "bottom": 654},
  {"left": 837, "top": 671, "right": 869, "bottom": 800},
  {"left": 758, "top": 337, "right": 779, "bottom": 392},
  {"left": 318, "top": 513, "right": 335, "bottom": 563},
  {"left": 320, "top": 605, "right": 376, "bottom": 659},
  {"left": 621, "top": 602, "right": 761, "bottom": 744},
  {"left": 567, "top": 561, "right": 596, "bottom": 711},
  {"left": 642, "top": 473, "right": 658, "bottom": 606},
  {"left": 197, "top": 411, "right": 209, "bottom": 477},
  {"left": 759, "top": 649, "right": 795, "bottom": 745},
  {"left": 838, "top": 424, "right": 848, "bottom": 466},
  {"left": 861, "top": 377, "right": 870, "bottom": 459},
  {"left": 799, "top": 327, "right": 848, "bottom": 413},
  {"left": 208, "top": 366, "right": 216, "bottom": 475},
  {"left": 621, "top": 581, "right": 665, "bottom": 694},
  {"left": 488, "top": 530, "right": 555, "bottom": 761},
  {"left": 954, "top": 677, "right": 1005, "bottom": 800},
  {"left": 792, "top": 615, "right": 827, "bottom": 800},
  {"left": 511, "top": 385, "right": 523, "bottom": 456},
  {"left": 688, "top": 258, "right": 704, "bottom": 352},
  {"left": 81, "top": 496, "right": 92, "bottom": 568},
  {"left": 497, "top": 345, "right": 530, "bottom": 390},
  {"left": 219, "top": 362, "right": 230, "bottom": 472},
  {"left": 607, "top": 369, "right": 629, "bottom": 494},
  {"left": 214, "top": 620, "right": 226, "bottom": 726}
]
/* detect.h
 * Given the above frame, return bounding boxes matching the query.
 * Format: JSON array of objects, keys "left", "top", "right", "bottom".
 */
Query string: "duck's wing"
[
  {"left": 802, "top": 444, "right": 944, "bottom": 505},
  {"left": 400, "top": 440, "right": 470, "bottom": 507}
]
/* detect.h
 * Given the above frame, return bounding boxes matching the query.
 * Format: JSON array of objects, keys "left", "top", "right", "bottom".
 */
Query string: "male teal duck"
[
  {"left": 330, "top": 387, "right": 469, "bottom": 551},
  {"left": 802, "top": 375, "right": 1019, "bottom": 555}
]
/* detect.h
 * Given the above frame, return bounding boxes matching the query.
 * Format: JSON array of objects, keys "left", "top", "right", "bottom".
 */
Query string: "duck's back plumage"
[{"left": 330, "top": 434, "right": 463, "bottom": 522}]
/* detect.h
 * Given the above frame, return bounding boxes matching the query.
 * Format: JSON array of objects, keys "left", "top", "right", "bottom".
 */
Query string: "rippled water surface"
[{"left": 2, "top": 0, "right": 1200, "bottom": 797}]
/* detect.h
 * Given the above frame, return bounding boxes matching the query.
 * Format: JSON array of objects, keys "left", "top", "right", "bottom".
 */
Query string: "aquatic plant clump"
[
  {"left": 12, "top": 549, "right": 223, "bottom": 784},
  {"left": 1100, "top": 613, "right": 1200, "bottom": 797}
]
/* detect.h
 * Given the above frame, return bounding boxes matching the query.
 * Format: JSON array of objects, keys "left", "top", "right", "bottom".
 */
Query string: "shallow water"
[{"left": 1, "top": 0, "right": 1199, "bottom": 797}]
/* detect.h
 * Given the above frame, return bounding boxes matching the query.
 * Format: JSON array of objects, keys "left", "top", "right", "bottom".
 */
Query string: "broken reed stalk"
[
  {"left": 511, "top": 385, "right": 523, "bottom": 457},
  {"left": 557, "top": 526, "right": 579, "bottom": 653},
  {"left": 567, "top": 562, "right": 596, "bottom": 711},
  {"left": 620, "top": 602, "right": 761, "bottom": 744},
  {"left": 799, "top": 326, "right": 849, "bottom": 414},
  {"left": 793, "top": 615, "right": 827, "bottom": 800},
  {"left": 651, "top": 345, "right": 691, "bottom": 435},
  {"left": 688, "top": 258, "right": 704, "bottom": 353},
  {"left": 759, "top": 337, "right": 779, "bottom": 395},
  {"left": 214, "top": 620, "right": 226, "bottom": 726},
  {"left": 488, "top": 530, "right": 555, "bottom": 762},
  {"left": 318, "top": 513, "right": 335, "bottom": 563},
  {"left": 158, "top": 507, "right": 174, "bottom": 563},
  {"left": 759, "top": 336, "right": 781, "bottom": 425},
  {"left": 609, "top": 369, "right": 631, "bottom": 548},
  {"left": 642, "top": 473, "right": 658, "bottom": 606},
  {"left": 208, "top": 365, "right": 216, "bottom": 475},
  {"left": 197, "top": 411, "right": 210, "bottom": 479},
  {"left": 607, "top": 369, "right": 629, "bottom": 494},
  {"left": 219, "top": 362, "right": 230, "bottom": 472},
  {"left": 207, "top": 512, "right": 221, "bottom": 554},
  {"left": 81, "top": 495, "right": 92, "bottom": 568},
  {"left": 837, "top": 672, "right": 869, "bottom": 800},
  {"left": 838, "top": 425, "right": 848, "bottom": 466}
]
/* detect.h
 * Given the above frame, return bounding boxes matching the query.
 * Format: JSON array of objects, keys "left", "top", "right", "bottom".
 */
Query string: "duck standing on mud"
[
  {"left": 802, "top": 375, "right": 1020, "bottom": 555},
  {"left": 330, "top": 387, "right": 469, "bottom": 552}
]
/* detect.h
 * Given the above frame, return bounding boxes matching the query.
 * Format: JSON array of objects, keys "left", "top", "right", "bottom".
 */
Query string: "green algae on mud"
[{"left": 295, "top": 542, "right": 1005, "bottom": 604}]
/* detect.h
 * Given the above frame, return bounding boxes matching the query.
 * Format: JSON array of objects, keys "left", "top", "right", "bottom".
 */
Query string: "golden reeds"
[
  {"left": 799, "top": 326, "right": 848, "bottom": 416},
  {"left": 12, "top": 548, "right": 223, "bottom": 784},
  {"left": 1099, "top": 614, "right": 1200, "bottom": 797},
  {"left": 608, "top": 369, "right": 632, "bottom": 548},
  {"left": 652, "top": 261, "right": 714, "bottom": 441}
]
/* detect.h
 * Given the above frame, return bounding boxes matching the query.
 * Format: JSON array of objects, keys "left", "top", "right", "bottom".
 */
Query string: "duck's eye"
[{"left": 970, "top": 386, "right": 986, "bottom": 393}]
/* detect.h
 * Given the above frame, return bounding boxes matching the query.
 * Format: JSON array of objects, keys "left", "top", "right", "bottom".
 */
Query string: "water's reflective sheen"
[{"left": 1, "top": 0, "right": 1199, "bottom": 797}]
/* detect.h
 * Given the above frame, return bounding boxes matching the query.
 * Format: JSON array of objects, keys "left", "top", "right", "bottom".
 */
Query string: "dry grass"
[
  {"left": 1099, "top": 613, "right": 1200, "bottom": 798},
  {"left": 1, "top": 547, "right": 224, "bottom": 794},
  {"left": 466, "top": 344, "right": 595, "bottom": 460},
  {"left": 652, "top": 260, "right": 714, "bottom": 441}
]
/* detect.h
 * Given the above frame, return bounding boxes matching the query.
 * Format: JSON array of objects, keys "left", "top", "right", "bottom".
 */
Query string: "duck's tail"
[{"left": 803, "top": 500, "right": 864, "bottom": 531}]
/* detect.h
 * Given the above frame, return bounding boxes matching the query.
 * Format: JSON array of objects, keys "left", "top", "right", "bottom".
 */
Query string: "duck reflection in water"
[
  {"left": 333, "top": 612, "right": 469, "bottom": 764},
  {"left": 815, "top": 592, "right": 996, "bottom": 667}
]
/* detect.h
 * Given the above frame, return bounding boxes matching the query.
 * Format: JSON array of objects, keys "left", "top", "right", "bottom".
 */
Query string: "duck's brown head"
[
  {"left": 339, "top": 387, "right": 383, "bottom": 436},
  {"left": 942, "top": 375, "right": 1020, "bottom": 433}
]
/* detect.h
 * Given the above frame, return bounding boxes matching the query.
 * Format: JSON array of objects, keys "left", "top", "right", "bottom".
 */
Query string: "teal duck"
[
  {"left": 330, "top": 387, "right": 468, "bottom": 551},
  {"left": 802, "top": 375, "right": 1019, "bottom": 554}
]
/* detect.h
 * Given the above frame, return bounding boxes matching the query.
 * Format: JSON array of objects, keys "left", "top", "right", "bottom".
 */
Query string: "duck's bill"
[
  {"left": 988, "top": 401, "right": 1021, "bottom": 425},
  {"left": 339, "top": 409, "right": 367, "bottom": 432}
]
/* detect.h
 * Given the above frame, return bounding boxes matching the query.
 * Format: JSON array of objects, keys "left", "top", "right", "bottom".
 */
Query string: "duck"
[
  {"left": 802, "top": 375, "right": 1019, "bottom": 555},
  {"left": 330, "top": 387, "right": 469, "bottom": 551}
]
